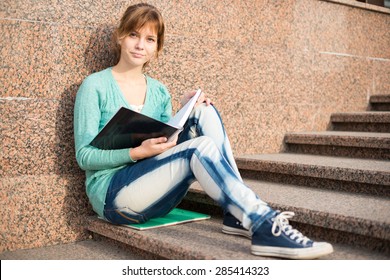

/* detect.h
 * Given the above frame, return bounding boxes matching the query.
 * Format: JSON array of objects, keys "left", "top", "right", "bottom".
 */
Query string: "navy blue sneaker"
[
  {"left": 222, "top": 212, "right": 251, "bottom": 239},
  {"left": 251, "top": 211, "right": 333, "bottom": 259}
]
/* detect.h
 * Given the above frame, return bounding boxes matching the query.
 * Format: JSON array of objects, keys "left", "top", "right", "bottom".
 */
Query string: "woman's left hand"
[
  {"left": 180, "top": 90, "right": 212, "bottom": 108},
  {"left": 197, "top": 91, "right": 212, "bottom": 106}
]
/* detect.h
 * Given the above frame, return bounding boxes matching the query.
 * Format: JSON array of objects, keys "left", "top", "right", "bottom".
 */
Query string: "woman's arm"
[
  {"left": 73, "top": 77, "right": 134, "bottom": 171},
  {"left": 74, "top": 77, "right": 177, "bottom": 170}
]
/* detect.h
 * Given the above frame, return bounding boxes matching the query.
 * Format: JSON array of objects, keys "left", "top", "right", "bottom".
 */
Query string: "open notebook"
[{"left": 90, "top": 89, "right": 202, "bottom": 150}]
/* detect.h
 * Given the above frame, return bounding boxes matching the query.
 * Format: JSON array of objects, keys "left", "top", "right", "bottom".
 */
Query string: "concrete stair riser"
[
  {"left": 369, "top": 95, "right": 390, "bottom": 111},
  {"left": 239, "top": 169, "right": 390, "bottom": 197},
  {"left": 369, "top": 104, "right": 390, "bottom": 111},
  {"left": 283, "top": 132, "right": 390, "bottom": 160},
  {"left": 331, "top": 122, "right": 390, "bottom": 133},
  {"left": 283, "top": 144, "right": 389, "bottom": 160},
  {"left": 330, "top": 112, "right": 390, "bottom": 133},
  {"left": 235, "top": 155, "right": 390, "bottom": 187}
]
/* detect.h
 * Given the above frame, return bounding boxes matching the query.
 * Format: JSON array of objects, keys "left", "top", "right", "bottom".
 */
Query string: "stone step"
[
  {"left": 369, "top": 95, "right": 390, "bottom": 111},
  {"left": 330, "top": 112, "right": 390, "bottom": 132},
  {"left": 283, "top": 131, "right": 390, "bottom": 160},
  {"left": 85, "top": 215, "right": 389, "bottom": 259},
  {"left": 235, "top": 153, "right": 390, "bottom": 197}
]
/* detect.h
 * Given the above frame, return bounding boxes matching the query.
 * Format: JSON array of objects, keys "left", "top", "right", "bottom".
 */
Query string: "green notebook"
[{"left": 124, "top": 208, "right": 210, "bottom": 231}]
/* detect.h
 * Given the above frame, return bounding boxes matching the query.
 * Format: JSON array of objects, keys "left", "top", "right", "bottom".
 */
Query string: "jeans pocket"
[{"left": 104, "top": 208, "right": 147, "bottom": 225}]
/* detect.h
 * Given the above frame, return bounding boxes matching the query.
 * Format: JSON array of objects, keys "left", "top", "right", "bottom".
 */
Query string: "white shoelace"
[{"left": 271, "top": 211, "right": 311, "bottom": 246}]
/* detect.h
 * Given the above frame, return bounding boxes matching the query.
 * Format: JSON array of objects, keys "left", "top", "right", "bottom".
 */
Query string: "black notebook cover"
[{"left": 90, "top": 107, "right": 178, "bottom": 150}]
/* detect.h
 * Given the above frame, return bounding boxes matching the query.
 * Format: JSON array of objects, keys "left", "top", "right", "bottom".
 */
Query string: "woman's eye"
[
  {"left": 129, "top": 32, "right": 138, "bottom": 38},
  {"left": 147, "top": 37, "right": 156, "bottom": 43}
]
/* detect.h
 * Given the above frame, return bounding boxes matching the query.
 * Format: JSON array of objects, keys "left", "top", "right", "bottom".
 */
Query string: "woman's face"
[{"left": 118, "top": 24, "right": 158, "bottom": 68}]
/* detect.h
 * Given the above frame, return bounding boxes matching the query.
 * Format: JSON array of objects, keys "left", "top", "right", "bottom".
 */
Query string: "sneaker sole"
[
  {"left": 222, "top": 225, "right": 252, "bottom": 239},
  {"left": 251, "top": 243, "right": 334, "bottom": 260}
]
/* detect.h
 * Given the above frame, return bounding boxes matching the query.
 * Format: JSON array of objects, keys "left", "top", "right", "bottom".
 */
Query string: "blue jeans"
[{"left": 104, "top": 104, "right": 272, "bottom": 233}]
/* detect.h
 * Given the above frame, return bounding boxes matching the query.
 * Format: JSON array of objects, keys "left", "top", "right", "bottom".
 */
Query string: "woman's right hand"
[{"left": 129, "top": 137, "right": 177, "bottom": 161}]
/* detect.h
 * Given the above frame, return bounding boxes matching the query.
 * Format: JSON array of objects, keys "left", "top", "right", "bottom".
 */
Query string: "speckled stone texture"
[
  {"left": 0, "top": 174, "right": 92, "bottom": 252},
  {"left": 84, "top": 216, "right": 390, "bottom": 259},
  {"left": 1, "top": 0, "right": 389, "bottom": 252}
]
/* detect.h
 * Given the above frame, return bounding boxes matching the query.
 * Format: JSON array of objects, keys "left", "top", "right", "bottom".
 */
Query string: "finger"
[
  {"left": 161, "top": 140, "right": 177, "bottom": 149},
  {"left": 152, "top": 137, "right": 167, "bottom": 144},
  {"left": 196, "top": 93, "right": 205, "bottom": 104}
]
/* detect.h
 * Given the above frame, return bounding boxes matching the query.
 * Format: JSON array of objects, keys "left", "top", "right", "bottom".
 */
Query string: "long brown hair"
[{"left": 113, "top": 3, "right": 165, "bottom": 68}]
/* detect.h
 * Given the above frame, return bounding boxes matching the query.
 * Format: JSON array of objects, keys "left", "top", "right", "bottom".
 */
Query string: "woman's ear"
[{"left": 116, "top": 35, "right": 125, "bottom": 46}]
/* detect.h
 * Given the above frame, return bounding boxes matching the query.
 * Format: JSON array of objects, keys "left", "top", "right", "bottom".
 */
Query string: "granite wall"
[{"left": 1, "top": 0, "right": 389, "bottom": 252}]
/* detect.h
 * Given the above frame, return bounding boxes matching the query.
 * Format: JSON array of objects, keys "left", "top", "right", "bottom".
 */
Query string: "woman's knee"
[
  {"left": 192, "top": 104, "right": 224, "bottom": 132},
  {"left": 190, "top": 136, "right": 219, "bottom": 156}
]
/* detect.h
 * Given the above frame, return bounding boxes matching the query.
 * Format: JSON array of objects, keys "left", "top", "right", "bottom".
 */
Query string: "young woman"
[{"left": 74, "top": 3, "right": 333, "bottom": 259}]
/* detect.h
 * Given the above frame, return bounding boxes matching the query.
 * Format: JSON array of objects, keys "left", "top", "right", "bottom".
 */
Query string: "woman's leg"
[
  {"left": 104, "top": 135, "right": 272, "bottom": 233},
  {"left": 104, "top": 104, "right": 333, "bottom": 259},
  {"left": 178, "top": 104, "right": 248, "bottom": 233},
  {"left": 178, "top": 104, "right": 242, "bottom": 181}
]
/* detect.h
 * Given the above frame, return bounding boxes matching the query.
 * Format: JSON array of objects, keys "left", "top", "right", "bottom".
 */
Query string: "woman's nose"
[{"left": 135, "top": 38, "right": 144, "bottom": 50}]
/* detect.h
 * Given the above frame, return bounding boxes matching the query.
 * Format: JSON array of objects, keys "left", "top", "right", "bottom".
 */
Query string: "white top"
[{"left": 129, "top": 104, "right": 144, "bottom": 113}]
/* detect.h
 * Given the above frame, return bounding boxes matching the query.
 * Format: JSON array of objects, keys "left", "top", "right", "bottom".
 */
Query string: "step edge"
[
  {"left": 370, "top": 95, "right": 390, "bottom": 103},
  {"left": 330, "top": 112, "right": 390, "bottom": 123},
  {"left": 235, "top": 155, "right": 390, "bottom": 185},
  {"left": 284, "top": 132, "right": 390, "bottom": 148}
]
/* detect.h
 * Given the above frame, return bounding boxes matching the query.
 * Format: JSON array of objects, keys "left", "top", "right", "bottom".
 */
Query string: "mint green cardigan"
[{"left": 73, "top": 67, "right": 172, "bottom": 217}]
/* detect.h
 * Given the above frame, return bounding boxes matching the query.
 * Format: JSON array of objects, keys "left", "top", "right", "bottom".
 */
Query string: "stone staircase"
[{"left": 85, "top": 95, "right": 390, "bottom": 259}]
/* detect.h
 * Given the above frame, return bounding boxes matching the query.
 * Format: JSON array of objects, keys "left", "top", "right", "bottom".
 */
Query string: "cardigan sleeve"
[
  {"left": 73, "top": 76, "right": 135, "bottom": 171},
  {"left": 160, "top": 84, "right": 173, "bottom": 123}
]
